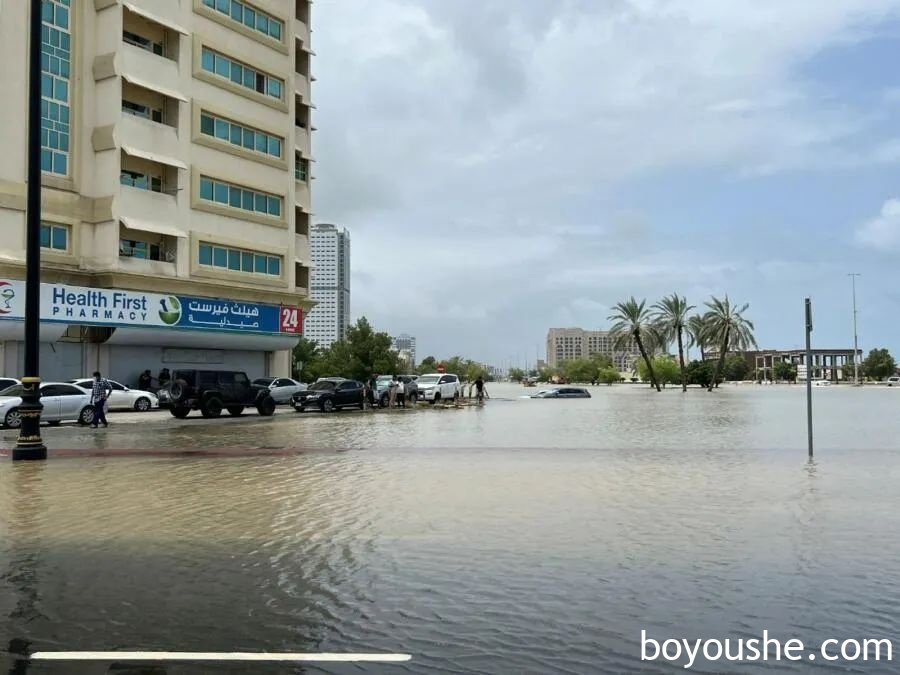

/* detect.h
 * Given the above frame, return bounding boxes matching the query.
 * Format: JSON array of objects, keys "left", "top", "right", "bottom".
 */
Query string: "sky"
[{"left": 311, "top": 0, "right": 900, "bottom": 368}]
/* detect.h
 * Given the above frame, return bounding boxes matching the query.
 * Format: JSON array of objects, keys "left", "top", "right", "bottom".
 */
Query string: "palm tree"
[
  {"left": 702, "top": 296, "right": 758, "bottom": 392},
  {"left": 652, "top": 294, "right": 695, "bottom": 392},
  {"left": 686, "top": 315, "right": 711, "bottom": 362},
  {"left": 608, "top": 297, "right": 661, "bottom": 392}
]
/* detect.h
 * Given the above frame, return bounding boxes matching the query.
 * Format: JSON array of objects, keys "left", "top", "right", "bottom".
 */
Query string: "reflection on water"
[{"left": 1, "top": 386, "right": 900, "bottom": 672}]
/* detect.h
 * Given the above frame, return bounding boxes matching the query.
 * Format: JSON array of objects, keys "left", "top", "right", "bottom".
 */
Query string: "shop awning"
[
  {"left": 121, "top": 144, "right": 187, "bottom": 170},
  {"left": 0, "top": 320, "right": 70, "bottom": 343},
  {"left": 121, "top": 73, "right": 188, "bottom": 103},
  {"left": 122, "top": 1, "right": 189, "bottom": 35},
  {"left": 120, "top": 217, "right": 186, "bottom": 239},
  {"left": 106, "top": 327, "right": 301, "bottom": 351}
]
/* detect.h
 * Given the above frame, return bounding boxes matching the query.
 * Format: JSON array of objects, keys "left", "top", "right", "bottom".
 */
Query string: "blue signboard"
[{"left": 176, "top": 297, "right": 280, "bottom": 333}]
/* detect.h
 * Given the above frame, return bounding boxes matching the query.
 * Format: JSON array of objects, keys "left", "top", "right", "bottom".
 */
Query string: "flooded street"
[{"left": 2, "top": 384, "right": 900, "bottom": 673}]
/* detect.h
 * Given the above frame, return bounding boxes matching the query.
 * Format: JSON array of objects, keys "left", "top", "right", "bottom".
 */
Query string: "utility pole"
[
  {"left": 805, "top": 298, "right": 813, "bottom": 458},
  {"left": 13, "top": 0, "right": 47, "bottom": 461},
  {"left": 848, "top": 273, "right": 861, "bottom": 386}
]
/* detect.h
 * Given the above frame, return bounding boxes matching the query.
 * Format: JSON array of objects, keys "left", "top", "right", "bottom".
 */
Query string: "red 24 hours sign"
[{"left": 279, "top": 306, "right": 303, "bottom": 334}]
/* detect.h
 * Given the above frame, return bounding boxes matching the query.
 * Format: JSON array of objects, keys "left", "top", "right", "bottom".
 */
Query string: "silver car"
[
  {"left": 252, "top": 377, "right": 308, "bottom": 404},
  {"left": 0, "top": 382, "right": 95, "bottom": 428}
]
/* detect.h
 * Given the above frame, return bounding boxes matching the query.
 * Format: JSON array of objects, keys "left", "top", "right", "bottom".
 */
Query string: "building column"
[{"left": 270, "top": 349, "right": 291, "bottom": 378}]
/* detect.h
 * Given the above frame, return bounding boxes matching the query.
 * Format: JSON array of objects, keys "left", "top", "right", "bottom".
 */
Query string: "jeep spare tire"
[{"left": 168, "top": 379, "right": 188, "bottom": 404}]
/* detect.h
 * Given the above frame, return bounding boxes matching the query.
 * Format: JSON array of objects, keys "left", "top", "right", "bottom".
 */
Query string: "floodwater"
[{"left": 1, "top": 383, "right": 900, "bottom": 673}]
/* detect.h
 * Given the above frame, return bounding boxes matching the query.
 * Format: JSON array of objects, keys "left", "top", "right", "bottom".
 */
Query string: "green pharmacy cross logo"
[
  {"left": 0, "top": 282, "right": 15, "bottom": 314},
  {"left": 158, "top": 296, "right": 182, "bottom": 325}
]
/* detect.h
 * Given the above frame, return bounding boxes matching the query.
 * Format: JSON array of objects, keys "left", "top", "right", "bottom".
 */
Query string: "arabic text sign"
[{"left": 179, "top": 298, "right": 280, "bottom": 333}]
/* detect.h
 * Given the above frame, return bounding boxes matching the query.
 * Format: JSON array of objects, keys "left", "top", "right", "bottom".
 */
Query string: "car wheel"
[
  {"left": 78, "top": 406, "right": 95, "bottom": 426},
  {"left": 380, "top": 395, "right": 389, "bottom": 408},
  {"left": 4, "top": 409, "right": 22, "bottom": 429},
  {"left": 453, "top": 392, "right": 460, "bottom": 403},
  {"left": 170, "top": 407, "right": 191, "bottom": 419},
  {"left": 134, "top": 397, "right": 151, "bottom": 412},
  {"left": 256, "top": 397, "right": 276, "bottom": 417},
  {"left": 433, "top": 393, "right": 441, "bottom": 405},
  {"left": 227, "top": 406, "right": 244, "bottom": 417},
  {"left": 200, "top": 397, "right": 223, "bottom": 419},
  {"left": 321, "top": 398, "right": 335, "bottom": 413}
]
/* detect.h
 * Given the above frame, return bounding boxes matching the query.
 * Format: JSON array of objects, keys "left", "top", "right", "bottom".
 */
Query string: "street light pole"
[
  {"left": 848, "top": 273, "right": 861, "bottom": 386},
  {"left": 13, "top": 0, "right": 47, "bottom": 461}
]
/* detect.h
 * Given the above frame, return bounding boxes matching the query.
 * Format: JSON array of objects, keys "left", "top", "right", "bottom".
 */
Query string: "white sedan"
[
  {"left": 70, "top": 378, "right": 159, "bottom": 412},
  {"left": 0, "top": 382, "right": 95, "bottom": 428},
  {"left": 252, "top": 377, "right": 308, "bottom": 404}
]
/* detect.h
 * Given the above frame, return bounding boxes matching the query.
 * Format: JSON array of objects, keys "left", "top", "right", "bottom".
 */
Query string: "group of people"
[
  {"left": 365, "top": 374, "right": 412, "bottom": 409},
  {"left": 137, "top": 368, "right": 171, "bottom": 393}
]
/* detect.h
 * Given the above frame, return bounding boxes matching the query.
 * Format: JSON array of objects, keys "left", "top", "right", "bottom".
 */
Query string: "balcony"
[
  {"left": 295, "top": 232, "right": 309, "bottom": 260},
  {"left": 118, "top": 233, "right": 178, "bottom": 277},
  {"left": 118, "top": 180, "right": 180, "bottom": 229},
  {"left": 295, "top": 206, "right": 310, "bottom": 236},
  {"left": 295, "top": 125, "right": 311, "bottom": 158},
  {"left": 119, "top": 112, "right": 182, "bottom": 163},
  {"left": 120, "top": 41, "right": 187, "bottom": 103},
  {"left": 294, "top": 262, "right": 310, "bottom": 294},
  {"left": 294, "top": 74, "right": 310, "bottom": 103}
]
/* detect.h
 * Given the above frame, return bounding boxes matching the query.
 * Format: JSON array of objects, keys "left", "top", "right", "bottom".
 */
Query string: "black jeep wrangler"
[{"left": 163, "top": 369, "right": 277, "bottom": 419}]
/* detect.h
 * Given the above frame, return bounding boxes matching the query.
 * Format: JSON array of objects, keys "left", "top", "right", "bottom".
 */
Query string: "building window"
[
  {"left": 120, "top": 239, "right": 164, "bottom": 261},
  {"left": 198, "top": 242, "right": 282, "bottom": 277},
  {"left": 40, "top": 222, "right": 69, "bottom": 252},
  {"left": 199, "top": 112, "right": 282, "bottom": 159},
  {"left": 41, "top": 0, "right": 72, "bottom": 177},
  {"left": 198, "top": 176, "right": 282, "bottom": 217},
  {"left": 200, "top": 0, "right": 283, "bottom": 42},
  {"left": 121, "top": 170, "right": 163, "bottom": 192},
  {"left": 200, "top": 46, "right": 284, "bottom": 101},
  {"left": 295, "top": 155, "right": 308, "bottom": 181},
  {"left": 122, "top": 99, "right": 164, "bottom": 123},
  {"left": 123, "top": 30, "right": 164, "bottom": 56}
]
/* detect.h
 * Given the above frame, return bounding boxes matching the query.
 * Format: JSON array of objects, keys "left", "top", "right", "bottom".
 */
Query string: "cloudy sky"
[{"left": 311, "top": 0, "right": 900, "bottom": 367}]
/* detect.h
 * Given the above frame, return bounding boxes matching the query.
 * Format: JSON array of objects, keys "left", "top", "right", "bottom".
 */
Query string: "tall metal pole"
[
  {"left": 805, "top": 298, "right": 813, "bottom": 458},
  {"left": 13, "top": 0, "right": 47, "bottom": 461},
  {"left": 848, "top": 273, "right": 861, "bottom": 386}
]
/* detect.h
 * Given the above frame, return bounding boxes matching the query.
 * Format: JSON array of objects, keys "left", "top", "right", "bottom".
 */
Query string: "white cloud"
[
  {"left": 310, "top": 0, "right": 900, "bottom": 362},
  {"left": 856, "top": 199, "right": 900, "bottom": 250}
]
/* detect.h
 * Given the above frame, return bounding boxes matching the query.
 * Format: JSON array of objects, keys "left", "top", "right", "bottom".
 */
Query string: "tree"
[
  {"left": 772, "top": 361, "right": 797, "bottom": 382},
  {"left": 508, "top": 367, "right": 525, "bottom": 382},
  {"left": 417, "top": 356, "right": 437, "bottom": 374},
  {"left": 687, "top": 315, "right": 712, "bottom": 362},
  {"left": 609, "top": 297, "right": 662, "bottom": 392},
  {"left": 653, "top": 294, "right": 694, "bottom": 393},
  {"left": 702, "top": 296, "right": 757, "bottom": 392},
  {"left": 723, "top": 353, "right": 750, "bottom": 382},
  {"left": 561, "top": 358, "right": 597, "bottom": 383},
  {"left": 597, "top": 366, "right": 621, "bottom": 385},
  {"left": 537, "top": 366, "right": 557, "bottom": 382},
  {"left": 862, "top": 348, "right": 897, "bottom": 381},
  {"left": 637, "top": 356, "right": 680, "bottom": 386},
  {"left": 292, "top": 337, "right": 319, "bottom": 382},
  {"left": 685, "top": 360, "right": 717, "bottom": 388}
]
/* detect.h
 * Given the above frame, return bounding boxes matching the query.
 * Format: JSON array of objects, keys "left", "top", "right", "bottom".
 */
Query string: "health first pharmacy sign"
[{"left": 0, "top": 280, "right": 303, "bottom": 336}]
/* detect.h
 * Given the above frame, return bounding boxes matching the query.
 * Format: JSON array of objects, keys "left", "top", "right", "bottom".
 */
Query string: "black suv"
[
  {"left": 163, "top": 369, "right": 277, "bottom": 419},
  {"left": 291, "top": 378, "right": 365, "bottom": 413}
]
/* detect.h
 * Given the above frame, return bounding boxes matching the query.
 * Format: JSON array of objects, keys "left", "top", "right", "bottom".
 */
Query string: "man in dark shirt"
[{"left": 474, "top": 376, "right": 485, "bottom": 403}]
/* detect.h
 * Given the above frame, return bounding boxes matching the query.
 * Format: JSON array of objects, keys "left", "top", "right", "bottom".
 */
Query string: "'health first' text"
[{"left": 51, "top": 287, "right": 150, "bottom": 322}]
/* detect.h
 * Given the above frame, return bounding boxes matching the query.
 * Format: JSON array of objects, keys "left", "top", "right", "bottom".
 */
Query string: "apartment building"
[
  {"left": 546, "top": 328, "right": 639, "bottom": 372},
  {"left": 391, "top": 333, "right": 416, "bottom": 370},
  {"left": 305, "top": 223, "right": 350, "bottom": 348},
  {"left": 0, "top": 0, "right": 314, "bottom": 383}
]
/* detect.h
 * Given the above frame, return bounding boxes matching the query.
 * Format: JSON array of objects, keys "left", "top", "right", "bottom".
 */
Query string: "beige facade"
[
  {"left": 0, "top": 0, "right": 314, "bottom": 382},
  {"left": 546, "top": 328, "right": 639, "bottom": 372}
]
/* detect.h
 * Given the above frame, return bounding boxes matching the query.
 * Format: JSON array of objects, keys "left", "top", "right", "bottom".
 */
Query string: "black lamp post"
[{"left": 13, "top": 0, "right": 47, "bottom": 461}]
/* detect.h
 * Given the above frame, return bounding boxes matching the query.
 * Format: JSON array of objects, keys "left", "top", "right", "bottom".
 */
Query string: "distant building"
[
  {"left": 306, "top": 224, "right": 351, "bottom": 348},
  {"left": 546, "top": 328, "right": 639, "bottom": 372},
  {"left": 391, "top": 334, "right": 417, "bottom": 368},
  {"left": 706, "top": 348, "right": 863, "bottom": 381}
]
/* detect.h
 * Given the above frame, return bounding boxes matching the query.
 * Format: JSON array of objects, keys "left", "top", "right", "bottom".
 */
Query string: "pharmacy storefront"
[{"left": 0, "top": 279, "right": 303, "bottom": 385}]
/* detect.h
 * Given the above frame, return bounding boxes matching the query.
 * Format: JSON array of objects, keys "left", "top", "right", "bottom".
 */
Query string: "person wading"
[
  {"left": 475, "top": 376, "right": 486, "bottom": 404},
  {"left": 90, "top": 371, "right": 113, "bottom": 428}
]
